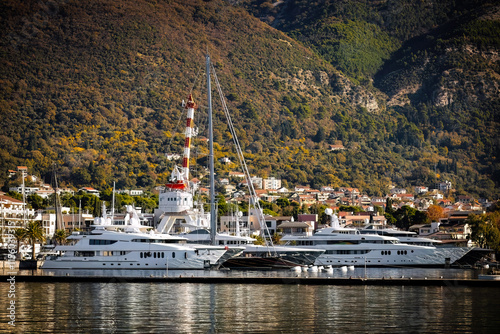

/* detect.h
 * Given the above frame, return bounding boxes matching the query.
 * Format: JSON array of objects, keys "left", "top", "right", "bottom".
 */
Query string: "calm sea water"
[{"left": 1, "top": 268, "right": 499, "bottom": 333}]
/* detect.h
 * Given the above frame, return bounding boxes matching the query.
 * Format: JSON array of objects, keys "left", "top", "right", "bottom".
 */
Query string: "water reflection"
[
  {"left": 1, "top": 275, "right": 500, "bottom": 333},
  {"left": 3, "top": 266, "right": 481, "bottom": 280}
]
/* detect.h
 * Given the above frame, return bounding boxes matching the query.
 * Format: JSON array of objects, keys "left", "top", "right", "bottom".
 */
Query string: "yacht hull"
[
  {"left": 42, "top": 249, "right": 226, "bottom": 270},
  {"left": 311, "top": 244, "right": 471, "bottom": 267}
]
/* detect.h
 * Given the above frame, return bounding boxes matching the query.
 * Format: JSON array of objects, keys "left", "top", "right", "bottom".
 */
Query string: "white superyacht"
[
  {"left": 41, "top": 206, "right": 227, "bottom": 270},
  {"left": 281, "top": 209, "right": 470, "bottom": 267}
]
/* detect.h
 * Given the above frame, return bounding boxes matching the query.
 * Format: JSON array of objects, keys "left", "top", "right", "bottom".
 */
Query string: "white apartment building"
[{"left": 263, "top": 177, "right": 281, "bottom": 190}]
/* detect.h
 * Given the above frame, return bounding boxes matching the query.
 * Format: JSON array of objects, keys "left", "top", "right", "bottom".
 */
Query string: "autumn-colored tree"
[{"left": 426, "top": 205, "right": 445, "bottom": 222}]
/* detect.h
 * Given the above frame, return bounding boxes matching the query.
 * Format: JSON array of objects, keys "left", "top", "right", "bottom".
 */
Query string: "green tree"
[
  {"left": 393, "top": 206, "right": 428, "bottom": 230},
  {"left": 27, "top": 194, "right": 46, "bottom": 211},
  {"left": 384, "top": 212, "right": 397, "bottom": 226},
  {"left": 251, "top": 234, "right": 265, "bottom": 245},
  {"left": 53, "top": 229, "right": 67, "bottom": 246},
  {"left": 272, "top": 233, "right": 282, "bottom": 245},
  {"left": 339, "top": 205, "right": 362, "bottom": 214},
  {"left": 12, "top": 228, "right": 26, "bottom": 259},
  {"left": 385, "top": 198, "right": 394, "bottom": 214},
  {"left": 24, "top": 221, "right": 46, "bottom": 259},
  {"left": 217, "top": 195, "right": 228, "bottom": 218},
  {"left": 467, "top": 214, "right": 500, "bottom": 251}
]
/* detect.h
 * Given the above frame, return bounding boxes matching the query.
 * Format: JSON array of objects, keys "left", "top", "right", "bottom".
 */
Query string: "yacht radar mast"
[{"left": 165, "top": 94, "right": 197, "bottom": 191}]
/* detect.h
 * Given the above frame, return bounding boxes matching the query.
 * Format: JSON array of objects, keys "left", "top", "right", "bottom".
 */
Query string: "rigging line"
[
  {"left": 210, "top": 62, "right": 276, "bottom": 253},
  {"left": 188, "top": 64, "right": 204, "bottom": 96},
  {"left": 164, "top": 108, "right": 184, "bottom": 157}
]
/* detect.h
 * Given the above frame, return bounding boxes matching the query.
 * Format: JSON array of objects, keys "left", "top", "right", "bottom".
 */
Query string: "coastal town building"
[
  {"left": 415, "top": 186, "right": 429, "bottom": 194},
  {"left": 262, "top": 177, "right": 281, "bottom": 190},
  {"left": 277, "top": 220, "right": 314, "bottom": 237},
  {"left": 436, "top": 181, "right": 452, "bottom": 191},
  {"left": 116, "top": 189, "right": 144, "bottom": 196},
  {"left": 0, "top": 193, "right": 36, "bottom": 245},
  {"left": 390, "top": 188, "right": 407, "bottom": 195},
  {"left": 78, "top": 187, "right": 100, "bottom": 197}
]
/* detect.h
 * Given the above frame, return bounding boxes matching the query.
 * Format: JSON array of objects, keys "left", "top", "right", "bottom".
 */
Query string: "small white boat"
[{"left": 321, "top": 265, "right": 333, "bottom": 272}]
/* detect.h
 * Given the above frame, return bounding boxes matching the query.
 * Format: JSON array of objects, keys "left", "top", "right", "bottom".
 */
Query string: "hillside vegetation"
[
  {"left": 239, "top": 0, "right": 500, "bottom": 198},
  {"left": 0, "top": 0, "right": 498, "bottom": 199}
]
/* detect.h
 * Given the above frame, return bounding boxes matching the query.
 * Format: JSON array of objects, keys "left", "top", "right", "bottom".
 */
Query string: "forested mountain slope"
[
  {"left": 0, "top": 0, "right": 498, "bottom": 199},
  {"left": 239, "top": 0, "right": 500, "bottom": 198}
]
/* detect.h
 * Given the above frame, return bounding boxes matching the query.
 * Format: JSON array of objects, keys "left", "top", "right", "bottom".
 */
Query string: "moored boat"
[
  {"left": 41, "top": 229, "right": 227, "bottom": 270},
  {"left": 281, "top": 210, "right": 471, "bottom": 267}
]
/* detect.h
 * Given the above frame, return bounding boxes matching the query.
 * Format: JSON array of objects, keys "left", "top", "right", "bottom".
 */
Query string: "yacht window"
[
  {"left": 90, "top": 240, "right": 117, "bottom": 245},
  {"left": 74, "top": 251, "right": 95, "bottom": 257},
  {"left": 161, "top": 252, "right": 165, "bottom": 258},
  {"left": 172, "top": 252, "right": 175, "bottom": 258},
  {"left": 154, "top": 252, "right": 156, "bottom": 258},
  {"left": 140, "top": 252, "right": 143, "bottom": 258},
  {"left": 185, "top": 252, "right": 188, "bottom": 259}
]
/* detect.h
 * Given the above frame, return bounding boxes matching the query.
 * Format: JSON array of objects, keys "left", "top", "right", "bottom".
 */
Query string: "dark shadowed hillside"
[{"left": 0, "top": 0, "right": 498, "bottom": 199}]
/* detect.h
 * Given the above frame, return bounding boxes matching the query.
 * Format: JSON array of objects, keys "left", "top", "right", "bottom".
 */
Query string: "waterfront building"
[{"left": 0, "top": 193, "right": 35, "bottom": 245}]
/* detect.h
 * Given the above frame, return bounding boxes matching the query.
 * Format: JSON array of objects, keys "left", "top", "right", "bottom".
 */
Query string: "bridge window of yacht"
[
  {"left": 132, "top": 239, "right": 185, "bottom": 244},
  {"left": 297, "top": 241, "right": 314, "bottom": 246},
  {"left": 90, "top": 240, "right": 117, "bottom": 245},
  {"left": 74, "top": 251, "right": 95, "bottom": 257},
  {"left": 326, "top": 250, "right": 369, "bottom": 254},
  {"left": 326, "top": 240, "right": 360, "bottom": 245}
]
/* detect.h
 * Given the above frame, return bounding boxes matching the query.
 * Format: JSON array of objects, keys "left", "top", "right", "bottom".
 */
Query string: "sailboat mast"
[
  {"left": 53, "top": 164, "right": 61, "bottom": 231},
  {"left": 111, "top": 181, "right": 115, "bottom": 221},
  {"left": 207, "top": 54, "right": 216, "bottom": 245}
]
